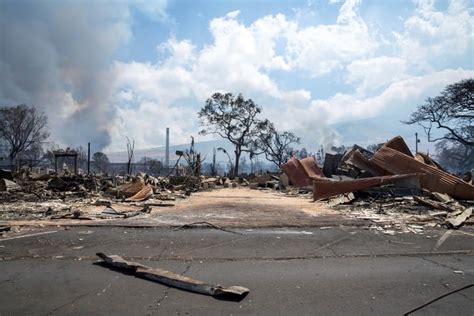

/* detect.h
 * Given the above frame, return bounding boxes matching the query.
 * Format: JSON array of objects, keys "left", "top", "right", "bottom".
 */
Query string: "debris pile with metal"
[{"left": 281, "top": 136, "right": 474, "bottom": 230}]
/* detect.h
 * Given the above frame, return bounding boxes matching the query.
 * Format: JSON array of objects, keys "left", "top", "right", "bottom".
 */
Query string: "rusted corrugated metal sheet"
[
  {"left": 370, "top": 146, "right": 474, "bottom": 200},
  {"left": 282, "top": 157, "right": 312, "bottom": 187},
  {"left": 126, "top": 184, "right": 153, "bottom": 202},
  {"left": 281, "top": 157, "right": 324, "bottom": 187},
  {"left": 384, "top": 136, "right": 413, "bottom": 157},
  {"left": 345, "top": 150, "right": 391, "bottom": 176},
  {"left": 300, "top": 156, "right": 325, "bottom": 178},
  {"left": 313, "top": 174, "right": 420, "bottom": 201},
  {"left": 118, "top": 179, "right": 145, "bottom": 197},
  {"left": 415, "top": 152, "right": 445, "bottom": 171}
]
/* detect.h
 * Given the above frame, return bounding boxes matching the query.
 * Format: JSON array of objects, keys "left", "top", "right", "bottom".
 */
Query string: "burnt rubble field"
[{"left": 1, "top": 136, "right": 473, "bottom": 235}]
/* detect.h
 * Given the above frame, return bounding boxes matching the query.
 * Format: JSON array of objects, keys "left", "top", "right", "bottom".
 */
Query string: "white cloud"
[
  {"left": 309, "top": 68, "right": 474, "bottom": 124},
  {"left": 131, "top": 0, "right": 170, "bottom": 22},
  {"left": 6, "top": 0, "right": 470, "bottom": 153},
  {"left": 346, "top": 57, "right": 408, "bottom": 95},
  {"left": 394, "top": 0, "right": 473, "bottom": 69},
  {"left": 107, "top": 1, "right": 474, "bottom": 151},
  {"left": 285, "top": 0, "right": 378, "bottom": 76},
  {"left": 225, "top": 10, "right": 241, "bottom": 19}
]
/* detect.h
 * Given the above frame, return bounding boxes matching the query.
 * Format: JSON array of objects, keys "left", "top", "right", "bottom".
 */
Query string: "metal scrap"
[
  {"left": 125, "top": 184, "right": 153, "bottom": 202},
  {"left": 282, "top": 156, "right": 324, "bottom": 187},
  {"left": 313, "top": 174, "right": 420, "bottom": 201},
  {"left": 370, "top": 145, "right": 474, "bottom": 200}
]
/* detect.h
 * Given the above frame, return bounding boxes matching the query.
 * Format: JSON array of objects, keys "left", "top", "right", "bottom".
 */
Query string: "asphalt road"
[{"left": 1, "top": 225, "right": 473, "bottom": 315}]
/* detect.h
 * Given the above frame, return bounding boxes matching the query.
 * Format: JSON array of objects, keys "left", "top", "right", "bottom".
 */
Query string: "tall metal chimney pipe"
[{"left": 165, "top": 127, "right": 170, "bottom": 168}]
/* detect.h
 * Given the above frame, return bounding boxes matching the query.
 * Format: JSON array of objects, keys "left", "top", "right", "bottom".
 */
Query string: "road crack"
[
  {"left": 420, "top": 256, "right": 474, "bottom": 277},
  {"left": 46, "top": 288, "right": 96, "bottom": 315}
]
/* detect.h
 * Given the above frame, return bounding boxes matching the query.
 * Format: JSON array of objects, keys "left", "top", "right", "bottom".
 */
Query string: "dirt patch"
[
  {"left": 1, "top": 188, "right": 356, "bottom": 228},
  {"left": 146, "top": 188, "right": 347, "bottom": 227}
]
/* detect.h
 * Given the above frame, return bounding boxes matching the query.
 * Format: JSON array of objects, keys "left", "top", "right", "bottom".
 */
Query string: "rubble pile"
[
  {"left": 0, "top": 170, "right": 234, "bottom": 221},
  {"left": 282, "top": 136, "right": 474, "bottom": 231}
]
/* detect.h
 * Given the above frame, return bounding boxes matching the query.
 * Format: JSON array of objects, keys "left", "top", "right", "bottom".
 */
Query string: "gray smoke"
[{"left": 0, "top": 0, "right": 131, "bottom": 151}]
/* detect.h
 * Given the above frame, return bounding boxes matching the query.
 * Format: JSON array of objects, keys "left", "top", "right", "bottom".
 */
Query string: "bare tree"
[
  {"left": 254, "top": 123, "right": 300, "bottom": 169},
  {"left": 217, "top": 147, "right": 234, "bottom": 177},
  {"left": 74, "top": 146, "right": 88, "bottom": 171},
  {"left": 182, "top": 136, "right": 201, "bottom": 176},
  {"left": 435, "top": 140, "right": 474, "bottom": 173},
  {"left": 0, "top": 104, "right": 49, "bottom": 165},
  {"left": 126, "top": 137, "right": 135, "bottom": 175},
  {"left": 198, "top": 92, "right": 271, "bottom": 176},
  {"left": 147, "top": 158, "right": 162, "bottom": 175},
  {"left": 366, "top": 143, "right": 382, "bottom": 153},
  {"left": 93, "top": 152, "right": 110, "bottom": 173},
  {"left": 405, "top": 79, "right": 473, "bottom": 146},
  {"left": 294, "top": 147, "right": 309, "bottom": 159}
]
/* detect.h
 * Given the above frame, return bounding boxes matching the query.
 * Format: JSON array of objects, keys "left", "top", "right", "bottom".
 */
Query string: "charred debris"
[
  {"left": 0, "top": 135, "right": 473, "bottom": 231},
  {"left": 281, "top": 136, "right": 473, "bottom": 230}
]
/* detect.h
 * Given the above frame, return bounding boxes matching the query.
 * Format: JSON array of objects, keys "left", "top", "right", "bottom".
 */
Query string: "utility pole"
[
  {"left": 165, "top": 127, "right": 170, "bottom": 169},
  {"left": 87, "top": 142, "right": 91, "bottom": 174},
  {"left": 415, "top": 133, "right": 420, "bottom": 153}
]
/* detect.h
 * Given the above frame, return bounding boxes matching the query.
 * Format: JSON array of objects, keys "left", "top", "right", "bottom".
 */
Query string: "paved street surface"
[{"left": 1, "top": 225, "right": 473, "bottom": 315}]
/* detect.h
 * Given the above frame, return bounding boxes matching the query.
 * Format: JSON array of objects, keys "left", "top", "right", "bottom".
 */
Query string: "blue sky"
[{"left": 1, "top": 0, "right": 473, "bottom": 154}]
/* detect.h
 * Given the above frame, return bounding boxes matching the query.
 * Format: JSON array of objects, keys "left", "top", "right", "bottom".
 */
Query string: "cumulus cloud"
[
  {"left": 312, "top": 68, "right": 474, "bottom": 124},
  {"left": 346, "top": 57, "right": 408, "bottom": 95},
  {"left": 394, "top": 0, "right": 473, "bottom": 69},
  {"left": 132, "top": 0, "right": 169, "bottom": 21},
  {"left": 285, "top": 0, "right": 378, "bottom": 76},
  {"left": 108, "top": 2, "right": 380, "bottom": 149},
  {"left": 2, "top": 0, "right": 472, "bottom": 153}
]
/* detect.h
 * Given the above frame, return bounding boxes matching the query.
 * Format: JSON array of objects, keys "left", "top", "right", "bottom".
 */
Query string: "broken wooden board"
[
  {"left": 96, "top": 253, "right": 249, "bottom": 299},
  {"left": 136, "top": 267, "right": 249, "bottom": 297},
  {"left": 445, "top": 207, "right": 472, "bottom": 228}
]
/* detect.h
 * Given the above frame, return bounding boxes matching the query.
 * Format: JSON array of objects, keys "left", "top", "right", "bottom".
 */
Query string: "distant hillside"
[{"left": 105, "top": 139, "right": 233, "bottom": 163}]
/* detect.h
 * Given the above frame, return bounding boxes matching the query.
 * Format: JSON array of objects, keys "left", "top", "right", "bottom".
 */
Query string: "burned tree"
[
  {"left": 405, "top": 79, "right": 473, "bottom": 146},
  {"left": 254, "top": 123, "right": 300, "bottom": 169},
  {"left": 405, "top": 78, "right": 473, "bottom": 172},
  {"left": 217, "top": 147, "right": 234, "bottom": 177},
  {"left": 0, "top": 104, "right": 49, "bottom": 165},
  {"left": 198, "top": 93, "right": 270, "bottom": 176},
  {"left": 435, "top": 140, "right": 474, "bottom": 172},
  {"left": 182, "top": 136, "right": 203, "bottom": 176},
  {"left": 126, "top": 137, "right": 135, "bottom": 175},
  {"left": 92, "top": 152, "right": 109, "bottom": 173}
]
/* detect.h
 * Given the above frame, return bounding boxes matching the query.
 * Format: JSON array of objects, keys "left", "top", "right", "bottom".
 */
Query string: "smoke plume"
[{"left": 0, "top": 0, "right": 131, "bottom": 151}]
